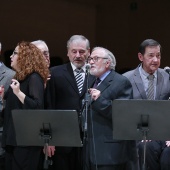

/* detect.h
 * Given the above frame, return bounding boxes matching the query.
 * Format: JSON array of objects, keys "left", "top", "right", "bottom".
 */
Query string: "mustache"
[{"left": 74, "top": 59, "right": 83, "bottom": 61}]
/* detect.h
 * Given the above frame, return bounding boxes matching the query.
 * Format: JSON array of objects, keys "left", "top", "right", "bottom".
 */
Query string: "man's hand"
[
  {"left": 89, "top": 88, "right": 101, "bottom": 100},
  {"left": 43, "top": 146, "right": 55, "bottom": 157},
  {"left": 166, "top": 141, "right": 170, "bottom": 147}
]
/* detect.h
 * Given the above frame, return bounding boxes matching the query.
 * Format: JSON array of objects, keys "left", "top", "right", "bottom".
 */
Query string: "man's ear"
[
  {"left": 106, "top": 60, "right": 111, "bottom": 68},
  {"left": 138, "top": 52, "right": 143, "bottom": 62}
]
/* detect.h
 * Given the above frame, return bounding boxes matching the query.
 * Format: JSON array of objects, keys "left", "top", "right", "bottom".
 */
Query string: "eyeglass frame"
[
  {"left": 87, "top": 56, "right": 108, "bottom": 63},
  {"left": 12, "top": 51, "right": 18, "bottom": 56}
]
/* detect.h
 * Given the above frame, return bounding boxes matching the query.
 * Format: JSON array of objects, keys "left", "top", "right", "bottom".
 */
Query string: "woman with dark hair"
[{"left": 0, "top": 41, "right": 49, "bottom": 170}]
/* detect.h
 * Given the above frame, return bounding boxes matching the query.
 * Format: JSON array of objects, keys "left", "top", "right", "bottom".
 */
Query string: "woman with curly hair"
[{"left": 0, "top": 41, "right": 49, "bottom": 170}]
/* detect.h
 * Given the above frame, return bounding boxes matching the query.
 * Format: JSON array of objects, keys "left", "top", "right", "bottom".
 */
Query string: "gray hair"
[
  {"left": 31, "top": 40, "right": 49, "bottom": 51},
  {"left": 67, "top": 35, "right": 90, "bottom": 50},
  {"left": 92, "top": 47, "right": 116, "bottom": 70}
]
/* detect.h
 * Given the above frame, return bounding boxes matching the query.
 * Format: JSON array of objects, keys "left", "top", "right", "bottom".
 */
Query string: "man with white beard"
[{"left": 85, "top": 47, "right": 137, "bottom": 170}]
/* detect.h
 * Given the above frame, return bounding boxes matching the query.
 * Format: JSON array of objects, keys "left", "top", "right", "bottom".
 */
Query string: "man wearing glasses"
[{"left": 85, "top": 47, "right": 136, "bottom": 170}]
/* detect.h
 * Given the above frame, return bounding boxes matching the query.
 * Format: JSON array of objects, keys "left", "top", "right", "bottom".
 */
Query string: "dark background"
[{"left": 0, "top": 0, "right": 170, "bottom": 72}]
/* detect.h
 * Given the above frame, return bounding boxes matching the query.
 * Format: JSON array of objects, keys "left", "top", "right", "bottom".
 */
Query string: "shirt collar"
[
  {"left": 71, "top": 62, "right": 86, "bottom": 73},
  {"left": 139, "top": 65, "right": 157, "bottom": 79},
  {"left": 99, "top": 70, "right": 112, "bottom": 81}
]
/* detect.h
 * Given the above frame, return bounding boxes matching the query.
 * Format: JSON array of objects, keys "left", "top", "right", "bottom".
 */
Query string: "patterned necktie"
[
  {"left": 93, "top": 78, "right": 101, "bottom": 88},
  {"left": 147, "top": 74, "right": 154, "bottom": 100},
  {"left": 75, "top": 68, "right": 84, "bottom": 93}
]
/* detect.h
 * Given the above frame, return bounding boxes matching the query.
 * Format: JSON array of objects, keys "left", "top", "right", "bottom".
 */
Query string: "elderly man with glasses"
[{"left": 85, "top": 47, "right": 137, "bottom": 170}]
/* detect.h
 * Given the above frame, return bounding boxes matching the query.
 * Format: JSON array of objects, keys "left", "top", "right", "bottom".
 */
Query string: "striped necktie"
[
  {"left": 75, "top": 68, "right": 84, "bottom": 93},
  {"left": 147, "top": 74, "right": 154, "bottom": 100}
]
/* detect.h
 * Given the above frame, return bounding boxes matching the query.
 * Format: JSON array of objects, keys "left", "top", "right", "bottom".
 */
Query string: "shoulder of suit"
[
  {"left": 110, "top": 70, "right": 130, "bottom": 81},
  {"left": 158, "top": 68, "right": 169, "bottom": 77},
  {"left": 50, "top": 64, "right": 67, "bottom": 71},
  {"left": 1, "top": 65, "right": 15, "bottom": 74},
  {"left": 122, "top": 69, "right": 136, "bottom": 77}
]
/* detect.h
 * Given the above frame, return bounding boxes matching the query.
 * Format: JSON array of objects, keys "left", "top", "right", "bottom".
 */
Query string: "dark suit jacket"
[
  {"left": 88, "top": 70, "right": 135, "bottom": 165},
  {"left": 45, "top": 63, "right": 95, "bottom": 112},
  {"left": 123, "top": 66, "right": 170, "bottom": 100}
]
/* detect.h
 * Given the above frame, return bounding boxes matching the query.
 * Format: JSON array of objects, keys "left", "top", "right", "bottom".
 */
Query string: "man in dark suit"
[
  {"left": 45, "top": 35, "right": 95, "bottom": 170},
  {"left": 123, "top": 39, "right": 170, "bottom": 170},
  {"left": 85, "top": 47, "right": 136, "bottom": 170}
]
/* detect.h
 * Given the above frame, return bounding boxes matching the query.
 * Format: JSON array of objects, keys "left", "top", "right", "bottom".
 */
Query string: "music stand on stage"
[
  {"left": 112, "top": 99, "right": 170, "bottom": 170},
  {"left": 12, "top": 109, "right": 82, "bottom": 169}
]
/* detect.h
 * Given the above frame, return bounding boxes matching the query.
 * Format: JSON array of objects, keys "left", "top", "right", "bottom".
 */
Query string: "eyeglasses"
[
  {"left": 13, "top": 51, "right": 18, "bottom": 55},
  {"left": 87, "top": 57, "right": 108, "bottom": 63}
]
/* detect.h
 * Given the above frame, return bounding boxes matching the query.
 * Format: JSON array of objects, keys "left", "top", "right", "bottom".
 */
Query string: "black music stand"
[
  {"left": 112, "top": 99, "right": 170, "bottom": 170},
  {"left": 12, "top": 109, "right": 82, "bottom": 170}
]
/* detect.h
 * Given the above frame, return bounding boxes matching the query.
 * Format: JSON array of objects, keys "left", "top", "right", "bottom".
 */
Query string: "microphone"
[
  {"left": 85, "top": 64, "right": 91, "bottom": 73},
  {"left": 164, "top": 66, "right": 170, "bottom": 74}
]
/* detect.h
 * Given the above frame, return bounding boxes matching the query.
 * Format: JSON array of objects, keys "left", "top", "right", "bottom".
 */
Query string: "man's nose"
[
  {"left": 75, "top": 52, "right": 80, "bottom": 57},
  {"left": 153, "top": 56, "right": 159, "bottom": 61}
]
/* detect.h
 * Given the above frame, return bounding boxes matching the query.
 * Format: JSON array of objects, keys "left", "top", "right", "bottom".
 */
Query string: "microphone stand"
[
  {"left": 81, "top": 68, "right": 91, "bottom": 170},
  {"left": 81, "top": 66, "right": 91, "bottom": 134}
]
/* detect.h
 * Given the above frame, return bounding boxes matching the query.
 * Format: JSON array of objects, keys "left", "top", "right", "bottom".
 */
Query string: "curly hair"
[{"left": 14, "top": 41, "right": 49, "bottom": 83}]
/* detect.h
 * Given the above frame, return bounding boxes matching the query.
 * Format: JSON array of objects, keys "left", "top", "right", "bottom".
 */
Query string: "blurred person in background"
[{"left": 0, "top": 42, "right": 15, "bottom": 170}]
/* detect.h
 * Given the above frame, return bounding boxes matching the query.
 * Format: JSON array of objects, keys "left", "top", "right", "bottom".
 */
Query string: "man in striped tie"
[{"left": 45, "top": 35, "right": 95, "bottom": 170}]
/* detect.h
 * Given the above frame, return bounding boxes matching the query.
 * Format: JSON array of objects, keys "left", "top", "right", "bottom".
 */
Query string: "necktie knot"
[
  {"left": 75, "top": 68, "right": 83, "bottom": 74},
  {"left": 96, "top": 78, "right": 101, "bottom": 84},
  {"left": 147, "top": 74, "right": 154, "bottom": 81},
  {"left": 93, "top": 78, "right": 101, "bottom": 88}
]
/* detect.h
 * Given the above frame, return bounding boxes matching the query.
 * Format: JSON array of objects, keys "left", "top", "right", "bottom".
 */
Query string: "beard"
[{"left": 90, "top": 66, "right": 105, "bottom": 77}]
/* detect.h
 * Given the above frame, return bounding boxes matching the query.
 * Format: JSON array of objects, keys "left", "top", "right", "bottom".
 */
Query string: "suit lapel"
[
  {"left": 63, "top": 63, "right": 79, "bottom": 94},
  {"left": 155, "top": 70, "right": 163, "bottom": 100},
  {"left": 133, "top": 68, "right": 147, "bottom": 99},
  {"left": 63, "top": 63, "right": 96, "bottom": 96},
  {"left": 97, "top": 70, "right": 114, "bottom": 93},
  {"left": 81, "top": 74, "right": 95, "bottom": 97}
]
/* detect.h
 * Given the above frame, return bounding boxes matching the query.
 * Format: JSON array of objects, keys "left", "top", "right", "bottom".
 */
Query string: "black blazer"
[
  {"left": 45, "top": 62, "right": 95, "bottom": 113},
  {"left": 87, "top": 70, "right": 135, "bottom": 165}
]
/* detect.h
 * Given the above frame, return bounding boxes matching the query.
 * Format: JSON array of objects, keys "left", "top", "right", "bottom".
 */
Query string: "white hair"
[
  {"left": 92, "top": 47, "right": 116, "bottom": 70},
  {"left": 67, "top": 35, "right": 90, "bottom": 50},
  {"left": 31, "top": 40, "right": 49, "bottom": 51}
]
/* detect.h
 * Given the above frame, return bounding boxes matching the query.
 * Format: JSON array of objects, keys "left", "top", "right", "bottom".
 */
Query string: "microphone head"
[
  {"left": 85, "top": 64, "right": 91, "bottom": 70},
  {"left": 164, "top": 66, "right": 170, "bottom": 70},
  {"left": 164, "top": 66, "right": 170, "bottom": 73}
]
